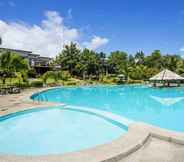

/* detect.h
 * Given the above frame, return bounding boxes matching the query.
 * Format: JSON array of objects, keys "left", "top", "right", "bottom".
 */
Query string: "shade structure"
[
  {"left": 150, "top": 69, "right": 184, "bottom": 81},
  {"left": 149, "top": 69, "right": 184, "bottom": 87}
]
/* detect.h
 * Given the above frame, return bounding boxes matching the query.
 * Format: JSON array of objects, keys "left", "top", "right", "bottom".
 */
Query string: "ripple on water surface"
[
  {"left": 32, "top": 86, "right": 184, "bottom": 132},
  {"left": 0, "top": 108, "right": 127, "bottom": 155}
]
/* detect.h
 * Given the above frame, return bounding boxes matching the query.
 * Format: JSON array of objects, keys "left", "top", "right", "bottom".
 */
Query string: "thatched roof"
[{"left": 150, "top": 69, "right": 184, "bottom": 81}]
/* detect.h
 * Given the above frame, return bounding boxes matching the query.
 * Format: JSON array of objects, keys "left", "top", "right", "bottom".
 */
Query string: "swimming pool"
[
  {"left": 32, "top": 85, "right": 184, "bottom": 132},
  {"left": 0, "top": 107, "right": 127, "bottom": 155}
]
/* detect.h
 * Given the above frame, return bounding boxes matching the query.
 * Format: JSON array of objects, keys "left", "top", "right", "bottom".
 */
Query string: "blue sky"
[{"left": 0, "top": 0, "right": 184, "bottom": 57}]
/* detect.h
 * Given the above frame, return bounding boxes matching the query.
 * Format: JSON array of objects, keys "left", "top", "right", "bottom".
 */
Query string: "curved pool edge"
[
  {"left": 1, "top": 121, "right": 184, "bottom": 162},
  {"left": 1, "top": 87, "right": 184, "bottom": 161},
  {"left": 0, "top": 105, "right": 130, "bottom": 131},
  {"left": 64, "top": 105, "right": 133, "bottom": 126}
]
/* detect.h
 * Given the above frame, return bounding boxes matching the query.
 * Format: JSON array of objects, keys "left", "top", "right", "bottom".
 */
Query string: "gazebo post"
[
  {"left": 149, "top": 69, "right": 184, "bottom": 88},
  {"left": 153, "top": 81, "right": 156, "bottom": 87},
  {"left": 167, "top": 81, "right": 170, "bottom": 87}
]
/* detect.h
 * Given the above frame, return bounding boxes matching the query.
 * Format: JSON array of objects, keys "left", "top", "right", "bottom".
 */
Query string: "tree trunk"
[{"left": 2, "top": 78, "right": 5, "bottom": 85}]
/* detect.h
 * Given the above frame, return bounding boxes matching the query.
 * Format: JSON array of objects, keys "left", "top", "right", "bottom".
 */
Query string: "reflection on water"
[
  {"left": 32, "top": 85, "right": 184, "bottom": 132},
  {"left": 150, "top": 95, "right": 184, "bottom": 106}
]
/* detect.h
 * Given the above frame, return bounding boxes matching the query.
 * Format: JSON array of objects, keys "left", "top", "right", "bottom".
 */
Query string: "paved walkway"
[
  {"left": 121, "top": 137, "right": 184, "bottom": 162},
  {"left": 0, "top": 88, "right": 58, "bottom": 116},
  {"left": 0, "top": 88, "right": 184, "bottom": 162}
]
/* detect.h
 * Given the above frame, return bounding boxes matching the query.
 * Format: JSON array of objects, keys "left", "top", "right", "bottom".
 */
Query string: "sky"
[{"left": 0, "top": 0, "right": 184, "bottom": 57}]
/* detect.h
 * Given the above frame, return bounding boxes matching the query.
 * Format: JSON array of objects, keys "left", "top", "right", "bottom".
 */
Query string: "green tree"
[
  {"left": 108, "top": 51, "right": 128, "bottom": 75},
  {"left": 128, "top": 55, "right": 135, "bottom": 67},
  {"left": 145, "top": 50, "right": 163, "bottom": 70},
  {"left": 79, "top": 49, "right": 100, "bottom": 79},
  {"left": 0, "top": 51, "right": 28, "bottom": 72},
  {"left": 176, "top": 60, "right": 184, "bottom": 75},
  {"left": 0, "top": 51, "right": 29, "bottom": 84},
  {"left": 42, "top": 71, "right": 58, "bottom": 84},
  {"left": 56, "top": 42, "right": 80, "bottom": 75},
  {"left": 162, "top": 55, "right": 181, "bottom": 71},
  {"left": 135, "top": 51, "right": 145, "bottom": 65}
]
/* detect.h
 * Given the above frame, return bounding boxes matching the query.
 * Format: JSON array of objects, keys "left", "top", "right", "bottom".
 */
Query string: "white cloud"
[
  {"left": 0, "top": 10, "right": 109, "bottom": 57},
  {"left": 84, "top": 36, "right": 109, "bottom": 50},
  {"left": 180, "top": 47, "right": 184, "bottom": 52},
  {"left": 179, "top": 48, "right": 184, "bottom": 58},
  {"left": 0, "top": 11, "right": 79, "bottom": 57}
]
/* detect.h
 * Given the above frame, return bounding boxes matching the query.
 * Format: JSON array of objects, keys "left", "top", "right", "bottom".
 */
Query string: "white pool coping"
[
  {"left": 0, "top": 87, "right": 184, "bottom": 162},
  {"left": 64, "top": 105, "right": 133, "bottom": 126}
]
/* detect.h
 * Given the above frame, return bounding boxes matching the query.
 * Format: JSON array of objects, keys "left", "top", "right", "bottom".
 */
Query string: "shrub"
[
  {"left": 57, "top": 71, "right": 63, "bottom": 80},
  {"left": 27, "top": 69, "right": 37, "bottom": 78},
  {"left": 42, "top": 71, "right": 58, "bottom": 84},
  {"left": 99, "top": 75, "right": 116, "bottom": 84},
  {"left": 63, "top": 80, "right": 79, "bottom": 86},
  {"left": 47, "top": 82, "right": 60, "bottom": 87},
  {"left": 61, "top": 71, "right": 71, "bottom": 81},
  {"left": 30, "top": 80, "right": 43, "bottom": 87},
  {"left": 86, "top": 79, "right": 95, "bottom": 84},
  {"left": 14, "top": 82, "right": 30, "bottom": 88}
]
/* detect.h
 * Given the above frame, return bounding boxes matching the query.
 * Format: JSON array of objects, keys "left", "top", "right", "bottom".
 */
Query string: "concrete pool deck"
[{"left": 0, "top": 87, "right": 184, "bottom": 162}]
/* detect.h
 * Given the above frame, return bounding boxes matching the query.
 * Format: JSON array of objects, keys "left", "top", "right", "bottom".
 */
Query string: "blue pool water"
[
  {"left": 0, "top": 108, "right": 127, "bottom": 155},
  {"left": 32, "top": 85, "right": 184, "bottom": 132}
]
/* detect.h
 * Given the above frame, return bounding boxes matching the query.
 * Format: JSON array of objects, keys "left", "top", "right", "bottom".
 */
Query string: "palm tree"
[
  {"left": 0, "top": 51, "right": 28, "bottom": 72},
  {"left": 0, "top": 51, "right": 29, "bottom": 84}
]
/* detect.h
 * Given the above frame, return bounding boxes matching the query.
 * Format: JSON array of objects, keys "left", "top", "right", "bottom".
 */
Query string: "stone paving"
[
  {"left": 0, "top": 88, "right": 59, "bottom": 117},
  {"left": 121, "top": 136, "right": 184, "bottom": 162},
  {"left": 0, "top": 88, "right": 184, "bottom": 162}
]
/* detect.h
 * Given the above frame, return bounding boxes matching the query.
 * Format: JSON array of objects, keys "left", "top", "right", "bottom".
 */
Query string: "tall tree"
[
  {"left": 135, "top": 51, "right": 145, "bottom": 65},
  {"left": 108, "top": 51, "right": 128, "bottom": 75},
  {"left": 97, "top": 52, "right": 107, "bottom": 75},
  {"left": 145, "top": 50, "right": 163, "bottom": 70},
  {"left": 79, "top": 49, "right": 100, "bottom": 79},
  {"left": 108, "top": 51, "right": 128, "bottom": 74},
  {"left": 162, "top": 55, "right": 181, "bottom": 71},
  {"left": 56, "top": 42, "right": 80, "bottom": 75}
]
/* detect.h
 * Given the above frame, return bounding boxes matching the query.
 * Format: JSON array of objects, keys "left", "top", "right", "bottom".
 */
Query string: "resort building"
[
  {"left": 149, "top": 69, "right": 184, "bottom": 87},
  {"left": 0, "top": 47, "right": 52, "bottom": 74}
]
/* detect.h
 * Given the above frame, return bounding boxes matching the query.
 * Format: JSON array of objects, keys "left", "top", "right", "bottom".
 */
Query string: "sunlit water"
[
  {"left": 0, "top": 108, "right": 126, "bottom": 155},
  {"left": 32, "top": 85, "right": 184, "bottom": 132}
]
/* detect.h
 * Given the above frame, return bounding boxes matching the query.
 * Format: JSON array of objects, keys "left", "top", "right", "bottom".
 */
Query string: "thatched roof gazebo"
[{"left": 149, "top": 69, "right": 184, "bottom": 87}]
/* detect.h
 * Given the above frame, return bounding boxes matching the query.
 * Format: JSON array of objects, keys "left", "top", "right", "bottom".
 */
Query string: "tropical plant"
[
  {"left": 42, "top": 71, "right": 58, "bottom": 84},
  {"left": 0, "top": 51, "right": 29, "bottom": 84},
  {"left": 0, "top": 51, "right": 28, "bottom": 73}
]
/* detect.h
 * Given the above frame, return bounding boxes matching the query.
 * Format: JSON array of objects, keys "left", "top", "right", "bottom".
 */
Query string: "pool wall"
[
  {"left": 0, "top": 105, "right": 130, "bottom": 131},
  {"left": 1, "top": 87, "right": 184, "bottom": 161},
  {"left": 1, "top": 120, "right": 184, "bottom": 162}
]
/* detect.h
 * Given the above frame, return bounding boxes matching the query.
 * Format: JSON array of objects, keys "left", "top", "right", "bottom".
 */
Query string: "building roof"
[
  {"left": 38, "top": 56, "right": 52, "bottom": 59},
  {"left": 0, "top": 47, "right": 32, "bottom": 53},
  {"left": 150, "top": 69, "right": 184, "bottom": 81},
  {"left": 0, "top": 47, "right": 52, "bottom": 59},
  {"left": 28, "top": 53, "right": 40, "bottom": 56}
]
